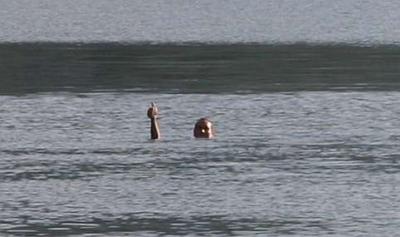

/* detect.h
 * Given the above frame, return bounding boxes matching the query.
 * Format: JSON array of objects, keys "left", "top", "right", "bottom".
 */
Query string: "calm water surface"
[
  {"left": 1, "top": 0, "right": 400, "bottom": 44},
  {"left": 1, "top": 44, "right": 400, "bottom": 236}
]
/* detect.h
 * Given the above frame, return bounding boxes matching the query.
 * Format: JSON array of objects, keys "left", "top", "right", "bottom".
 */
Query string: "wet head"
[{"left": 193, "top": 118, "right": 214, "bottom": 138}]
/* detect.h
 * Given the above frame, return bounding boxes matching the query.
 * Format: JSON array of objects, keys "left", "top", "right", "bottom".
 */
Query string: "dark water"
[
  {"left": 1, "top": 44, "right": 400, "bottom": 237},
  {"left": 2, "top": 43, "right": 400, "bottom": 94}
]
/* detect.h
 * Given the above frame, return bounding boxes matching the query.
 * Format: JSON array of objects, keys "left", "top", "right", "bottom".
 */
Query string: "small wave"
[
  {"left": 0, "top": 148, "right": 144, "bottom": 156},
  {"left": 0, "top": 213, "right": 315, "bottom": 236}
]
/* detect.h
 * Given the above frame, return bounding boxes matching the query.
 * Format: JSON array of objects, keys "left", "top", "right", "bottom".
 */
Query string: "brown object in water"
[
  {"left": 147, "top": 102, "right": 160, "bottom": 139},
  {"left": 147, "top": 102, "right": 159, "bottom": 119},
  {"left": 193, "top": 118, "right": 214, "bottom": 138}
]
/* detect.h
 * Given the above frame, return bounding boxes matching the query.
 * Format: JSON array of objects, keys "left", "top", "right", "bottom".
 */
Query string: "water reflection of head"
[{"left": 193, "top": 118, "right": 214, "bottom": 139}]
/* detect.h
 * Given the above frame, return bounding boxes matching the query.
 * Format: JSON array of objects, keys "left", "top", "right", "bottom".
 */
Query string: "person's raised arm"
[{"left": 147, "top": 102, "right": 161, "bottom": 139}]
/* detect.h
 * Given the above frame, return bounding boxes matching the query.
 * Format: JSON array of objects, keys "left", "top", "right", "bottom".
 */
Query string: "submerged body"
[{"left": 147, "top": 103, "right": 214, "bottom": 139}]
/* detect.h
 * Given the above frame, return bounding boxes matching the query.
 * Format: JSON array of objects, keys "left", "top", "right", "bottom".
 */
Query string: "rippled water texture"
[
  {"left": 1, "top": 0, "right": 400, "bottom": 44},
  {"left": 1, "top": 43, "right": 400, "bottom": 236},
  {"left": 1, "top": 92, "right": 400, "bottom": 236},
  {"left": 2, "top": 43, "right": 400, "bottom": 94}
]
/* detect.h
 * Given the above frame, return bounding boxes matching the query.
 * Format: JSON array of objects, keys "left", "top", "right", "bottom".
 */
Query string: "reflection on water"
[
  {"left": 2, "top": 43, "right": 400, "bottom": 94},
  {"left": 1, "top": 92, "right": 400, "bottom": 236}
]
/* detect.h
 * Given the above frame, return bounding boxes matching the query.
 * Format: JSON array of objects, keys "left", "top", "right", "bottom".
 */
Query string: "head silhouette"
[{"left": 193, "top": 118, "right": 214, "bottom": 138}]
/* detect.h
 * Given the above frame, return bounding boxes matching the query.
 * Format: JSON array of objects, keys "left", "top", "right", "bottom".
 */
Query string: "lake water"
[
  {"left": 1, "top": 43, "right": 400, "bottom": 237},
  {"left": 2, "top": 1, "right": 400, "bottom": 236},
  {"left": 1, "top": 0, "right": 400, "bottom": 44}
]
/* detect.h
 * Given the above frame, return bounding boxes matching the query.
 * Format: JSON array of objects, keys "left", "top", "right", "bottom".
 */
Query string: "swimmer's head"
[{"left": 193, "top": 118, "right": 214, "bottom": 138}]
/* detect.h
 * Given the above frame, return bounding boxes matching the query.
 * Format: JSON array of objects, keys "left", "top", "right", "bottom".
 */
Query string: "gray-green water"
[
  {"left": 1, "top": 44, "right": 400, "bottom": 236},
  {"left": 2, "top": 43, "right": 400, "bottom": 94}
]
